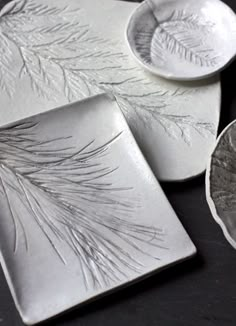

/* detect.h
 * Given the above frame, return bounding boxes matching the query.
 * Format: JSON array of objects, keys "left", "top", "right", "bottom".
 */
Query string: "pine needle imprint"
[
  {"left": 0, "top": 0, "right": 215, "bottom": 144},
  {"left": 150, "top": 10, "right": 219, "bottom": 67},
  {"left": 210, "top": 126, "right": 236, "bottom": 213},
  {"left": 0, "top": 119, "right": 168, "bottom": 289}
]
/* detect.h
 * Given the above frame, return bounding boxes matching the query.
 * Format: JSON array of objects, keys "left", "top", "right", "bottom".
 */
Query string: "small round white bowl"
[{"left": 126, "top": 0, "right": 236, "bottom": 80}]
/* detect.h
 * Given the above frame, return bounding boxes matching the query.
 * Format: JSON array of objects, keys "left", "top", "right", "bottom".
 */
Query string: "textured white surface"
[
  {"left": 0, "top": 0, "right": 221, "bottom": 181},
  {"left": 127, "top": 0, "right": 236, "bottom": 80},
  {"left": 0, "top": 94, "right": 196, "bottom": 324}
]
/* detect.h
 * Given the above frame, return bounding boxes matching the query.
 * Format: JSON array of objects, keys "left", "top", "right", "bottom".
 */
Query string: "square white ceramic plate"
[{"left": 0, "top": 94, "right": 196, "bottom": 325}]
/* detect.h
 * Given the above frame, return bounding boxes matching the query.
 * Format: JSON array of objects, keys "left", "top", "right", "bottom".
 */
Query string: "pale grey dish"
[
  {"left": 126, "top": 0, "right": 236, "bottom": 80},
  {"left": 0, "top": 0, "right": 221, "bottom": 182},
  {"left": 0, "top": 94, "right": 196, "bottom": 325},
  {"left": 206, "top": 120, "right": 236, "bottom": 250}
]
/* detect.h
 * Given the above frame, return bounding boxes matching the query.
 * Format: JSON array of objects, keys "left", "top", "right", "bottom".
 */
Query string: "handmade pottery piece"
[
  {"left": 126, "top": 0, "right": 236, "bottom": 81},
  {"left": 206, "top": 120, "right": 236, "bottom": 249},
  {"left": 0, "top": 0, "right": 221, "bottom": 181},
  {"left": 0, "top": 94, "right": 196, "bottom": 325}
]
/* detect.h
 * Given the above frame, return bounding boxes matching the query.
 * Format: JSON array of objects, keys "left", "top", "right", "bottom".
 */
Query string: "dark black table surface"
[{"left": 1, "top": 0, "right": 236, "bottom": 325}]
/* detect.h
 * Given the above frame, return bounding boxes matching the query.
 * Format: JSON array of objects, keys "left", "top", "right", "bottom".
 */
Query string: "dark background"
[{"left": 1, "top": 0, "right": 236, "bottom": 325}]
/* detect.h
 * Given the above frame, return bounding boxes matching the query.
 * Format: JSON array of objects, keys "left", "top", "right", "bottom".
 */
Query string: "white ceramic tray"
[
  {"left": 0, "top": 0, "right": 221, "bottom": 181},
  {"left": 0, "top": 94, "right": 196, "bottom": 325}
]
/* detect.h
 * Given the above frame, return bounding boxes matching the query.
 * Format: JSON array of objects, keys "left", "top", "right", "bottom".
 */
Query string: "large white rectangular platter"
[{"left": 0, "top": 0, "right": 221, "bottom": 181}]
